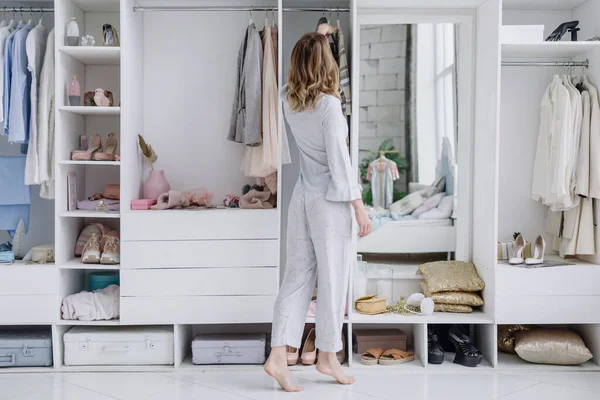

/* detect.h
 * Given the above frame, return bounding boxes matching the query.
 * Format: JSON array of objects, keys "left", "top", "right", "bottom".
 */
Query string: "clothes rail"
[
  {"left": 0, "top": 7, "right": 54, "bottom": 13},
  {"left": 502, "top": 60, "right": 589, "bottom": 68},
  {"left": 133, "top": 6, "right": 350, "bottom": 12}
]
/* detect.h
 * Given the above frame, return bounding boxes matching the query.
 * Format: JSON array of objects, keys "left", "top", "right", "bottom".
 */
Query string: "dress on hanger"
[
  {"left": 38, "top": 28, "right": 55, "bottom": 199},
  {"left": 367, "top": 157, "right": 399, "bottom": 209},
  {"left": 24, "top": 22, "right": 46, "bottom": 185}
]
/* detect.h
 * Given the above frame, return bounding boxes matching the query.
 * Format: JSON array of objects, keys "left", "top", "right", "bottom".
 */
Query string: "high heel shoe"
[
  {"left": 93, "top": 133, "right": 118, "bottom": 161},
  {"left": 525, "top": 235, "right": 546, "bottom": 265},
  {"left": 428, "top": 327, "right": 445, "bottom": 364},
  {"left": 509, "top": 234, "right": 526, "bottom": 265},
  {"left": 71, "top": 134, "right": 101, "bottom": 160},
  {"left": 300, "top": 328, "right": 317, "bottom": 365},
  {"left": 286, "top": 346, "right": 299, "bottom": 366},
  {"left": 449, "top": 325, "right": 482, "bottom": 367}
]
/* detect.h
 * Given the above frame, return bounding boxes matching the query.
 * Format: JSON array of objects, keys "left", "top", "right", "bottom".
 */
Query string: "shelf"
[
  {"left": 503, "top": 0, "right": 590, "bottom": 9},
  {"left": 59, "top": 211, "right": 120, "bottom": 219},
  {"left": 0, "top": 260, "right": 54, "bottom": 268},
  {"left": 60, "top": 258, "right": 120, "bottom": 270},
  {"left": 59, "top": 160, "right": 120, "bottom": 166},
  {"left": 179, "top": 355, "right": 263, "bottom": 370},
  {"left": 0, "top": 366, "right": 55, "bottom": 373},
  {"left": 58, "top": 319, "right": 120, "bottom": 326},
  {"left": 59, "top": 106, "right": 121, "bottom": 116},
  {"left": 502, "top": 42, "right": 600, "bottom": 59},
  {"left": 57, "top": 364, "right": 174, "bottom": 372},
  {"left": 59, "top": 46, "right": 120, "bottom": 65},
  {"left": 72, "top": 0, "right": 121, "bottom": 13},
  {"left": 351, "top": 311, "right": 493, "bottom": 325},
  {"left": 427, "top": 352, "right": 492, "bottom": 370},
  {"left": 351, "top": 353, "right": 423, "bottom": 369},
  {"left": 497, "top": 353, "right": 600, "bottom": 371}
]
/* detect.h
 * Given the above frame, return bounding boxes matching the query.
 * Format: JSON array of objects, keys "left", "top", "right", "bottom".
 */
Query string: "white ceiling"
[{"left": 503, "top": 0, "right": 590, "bottom": 10}]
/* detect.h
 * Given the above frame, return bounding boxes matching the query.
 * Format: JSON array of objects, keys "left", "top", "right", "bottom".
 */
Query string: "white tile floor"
[{"left": 2, "top": 368, "right": 600, "bottom": 400}]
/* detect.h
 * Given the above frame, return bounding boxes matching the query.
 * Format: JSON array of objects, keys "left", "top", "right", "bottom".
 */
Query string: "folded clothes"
[
  {"left": 240, "top": 189, "right": 276, "bottom": 209},
  {"left": 152, "top": 188, "right": 212, "bottom": 210},
  {"left": 61, "top": 284, "right": 120, "bottom": 321}
]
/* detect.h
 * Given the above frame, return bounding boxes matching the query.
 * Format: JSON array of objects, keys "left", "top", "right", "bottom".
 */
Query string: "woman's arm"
[{"left": 351, "top": 199, "right": 372, "bottom": 237}]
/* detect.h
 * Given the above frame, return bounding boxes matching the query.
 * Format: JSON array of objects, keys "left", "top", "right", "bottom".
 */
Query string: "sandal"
[
  {"left": 71, "top": 133, "right": 101, "bottom": 160},
  {"left": 378, "top": 349, "right": 415, "bottom": 366},
  {"left": 360, "top": 348, "right": 383, "bottom": 365},
  {"left": 94, "top": 133, "right": 118, "bottom": 161}
]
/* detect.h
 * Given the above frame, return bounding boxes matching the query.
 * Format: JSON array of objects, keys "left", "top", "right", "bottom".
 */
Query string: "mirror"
[{"left": 359, "top": 23, "right": 458, "bottom": 214}]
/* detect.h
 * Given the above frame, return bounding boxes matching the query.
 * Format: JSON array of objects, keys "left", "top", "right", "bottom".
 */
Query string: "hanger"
[
  {"left": 7, "top": 8, "right": 15, "bottom": 29},
  {"left": 0, "top": 7, "right": 6, "bottom": 28},
  {"left": 264, "top": 10, "right": 268, "bottom": 29},
  {"left": 337, "top": 8, "right": 341, "bottom": 28},
  {"left": 18, "top": 7, "right": 24, "bottom": 25},
  {"left": 272, "top": 9, "right": 276, "bottom": 28},
  {"left": 27, "top": 7, "right": 34, "bottom": 27},
  {"left": 248, "top": 7, "right": 253, "bottom": 25}
]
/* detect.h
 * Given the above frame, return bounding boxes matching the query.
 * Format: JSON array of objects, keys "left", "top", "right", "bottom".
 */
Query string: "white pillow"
[
  {"left": 418, "top": 195, "right": 454, "bottom": 220},
  {"left": 389, "top": 190, "right": 427, "bottom": 215}
]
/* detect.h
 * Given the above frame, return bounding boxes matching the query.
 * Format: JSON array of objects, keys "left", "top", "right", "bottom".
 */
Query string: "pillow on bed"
[
  {"left": 412, "top": 193, "right": 445, "bottom": 218},
  {"left": 418, "top": 195, "right": 454, "bottom": 220},
  {"left": 389, "top": 190, "right": 427, "bottom": 215}
]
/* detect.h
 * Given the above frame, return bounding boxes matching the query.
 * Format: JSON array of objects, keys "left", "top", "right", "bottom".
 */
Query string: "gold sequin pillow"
[
  {"left": 418, "top": 261, "right": 485, "bottom": 293},
  {"left": 420, "top": 281, "right": 484, "bottom": 306},
  {"left": 498, "top": 325, "right": 534, "bottom": 354},
  {"left": 515, "top": 329, "right": 593, "bottom": 365},
  {"left": 434, "top": 304, "right": 473, "bottom": 313}
]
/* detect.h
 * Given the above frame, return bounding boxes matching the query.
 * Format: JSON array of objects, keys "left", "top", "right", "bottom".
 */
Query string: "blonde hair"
[{"left": 287, "top": 32, "right": 340, "bottom": 112}]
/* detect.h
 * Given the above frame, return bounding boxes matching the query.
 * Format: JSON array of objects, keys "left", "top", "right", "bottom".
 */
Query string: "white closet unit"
[{"left": 1, "top": 0, "right": 600, "bottom": 374}]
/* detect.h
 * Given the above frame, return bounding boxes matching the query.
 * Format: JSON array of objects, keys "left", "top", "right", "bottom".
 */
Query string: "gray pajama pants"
[{"left": 271, "top": 184, "right": 352, "bottom": 353}]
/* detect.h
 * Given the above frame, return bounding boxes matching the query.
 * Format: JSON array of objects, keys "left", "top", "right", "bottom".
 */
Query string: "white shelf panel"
[
  {"left": 503, "top": 0, "right": 589, "bottom": 9},
  {"left": 351, "top": 353, "right": 423, "bottom": 369},
  {"left": 59, "top": 46, "right": 120, "bottom": 65},
  {"left": 502, "top": 42, "right": 600, "bottom": 59},
  {"left": 59, "top": 211, "right": 120, "bottom": 219},
  {"left": 0, "top": 367, "right": 55, "bottom": 373},
  {"left": 305, "top": 316, "right": 349, "bottom": 324},
  {"left": 59, "top": 106, "right": 121, "bottom": 116},
  {"left": 497, "top": 353, "right": 600, "bottom": 371},
  {"left": 72, "top": 0, "right": 120, "bottom": 12},
  {"left": 57, "top": 364, "right": 174, "bottom": 372},
  {"left": 1, "top": 260, "right": 54, "bottom": 267},
  {"left": 60, "top": 258, "right": 120, "bottom": 270},
  {"left": 179, "top": 356, "right": 263, "bottom": 370},
  {"left": 427, "top": 352, "right": 492, "bottom": 370},
  {"left": 58, "top": 319, "right": 120, "bottom": 326},
  {"left": 59, "top": 160, "right": 120, "bottom": 166},
  {"left": 351, "top": 311, "right": 493, "bottom": 325}
]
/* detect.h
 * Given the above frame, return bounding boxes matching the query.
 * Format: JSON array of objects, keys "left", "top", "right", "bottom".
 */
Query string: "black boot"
[
  {"left": 428, "top": 327, "right": 445, "bottom": 364},
  {"left": 449, "top": 324, "right": 483, "bottom": 367}
]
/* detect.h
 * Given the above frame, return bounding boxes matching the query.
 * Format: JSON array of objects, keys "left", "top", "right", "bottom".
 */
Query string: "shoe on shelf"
[
  {"left": 286, "top": 346, "right": 299, "bottom": 366},
  {"left": 94, "top": 133, "right": 119, "bottom": 161},
  {"left": 300, "top": 328, "right": 317, "bottom": 365},
  {"left": 449, "top": 324, "right": 483, "bottom": 367},
  {"left": 428, "top": 327, "right": 445, "bottom": 364},
  {"left": 525, "top": 235, "right": 546, "bottom": 265},
  {"left": 509, "top": 234, "right": 526, "bottom": 265},
  {"left": 100, "top": 233, "right": 120, "bottom": 265},
  {"left": 72, "top": 133, "right": 101, "bottom": 161},
  {"left": 81, "top": 233, "right": 101, "bottom": 264}
]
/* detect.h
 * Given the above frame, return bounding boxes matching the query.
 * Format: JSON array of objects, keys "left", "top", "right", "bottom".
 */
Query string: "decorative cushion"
[
  {"left": 389, "top": 190, "right": 427, "bottom": 215},
  {"left": 498, "top": 325, "right": 534, "bottom": 354},
  {"left": 434, "top": 304, "right": 473, "bottom": 313},
  {"left": 514, "top": 329, "right": 593, "bottom": 365},
  {"left": 418, "top": 195, "right": 454, "bottom": 220},
  {"left": 412, "top": 193, "right": 445, "bottom": 217},
  {"left": 420, "top": 281, "right": 484, "bottom": 306},
  {"left": 418, "top": 261, "right": 485, "bottom": 293}
]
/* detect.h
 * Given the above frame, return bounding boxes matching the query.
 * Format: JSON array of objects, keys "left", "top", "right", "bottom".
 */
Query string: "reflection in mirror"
[{"left": 359, "top": 24, "right": 457, "bottom": 212}]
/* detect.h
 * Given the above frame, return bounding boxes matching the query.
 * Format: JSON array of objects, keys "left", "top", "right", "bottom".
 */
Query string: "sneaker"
[
  {"left": 81, "top": 233, "right": 101, "bottom": 264},
  {"left": 100, "top": 235, "right": 120, "bottom": 265}
]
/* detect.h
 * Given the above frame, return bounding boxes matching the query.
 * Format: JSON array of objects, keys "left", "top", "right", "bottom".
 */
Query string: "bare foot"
[
  {"left": 316, "top": 352, "right": 355, "bottom": 385},
  {"left": 264, "top": 353, "right": 304, "bottom": 392}
]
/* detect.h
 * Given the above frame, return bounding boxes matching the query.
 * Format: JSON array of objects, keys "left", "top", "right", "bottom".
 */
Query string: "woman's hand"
[
  {"left": 317, "top": 23, "right": 338, "bottom": 37},
  {"left": 351, "top": 200, "right": 372, "bottom": 237}
]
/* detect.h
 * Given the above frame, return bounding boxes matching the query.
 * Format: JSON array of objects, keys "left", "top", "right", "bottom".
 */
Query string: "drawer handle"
[
  {"left": 0, "top": 353, "right": 16, "bottom": 367},
  {"left": 102, "top": 346, "right": 131, "bottom": 353}
]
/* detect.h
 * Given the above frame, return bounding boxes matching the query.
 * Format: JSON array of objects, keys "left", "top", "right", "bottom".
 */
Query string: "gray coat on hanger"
[{"left": 228, "top": 23, "right": 262, "bottom": 147}]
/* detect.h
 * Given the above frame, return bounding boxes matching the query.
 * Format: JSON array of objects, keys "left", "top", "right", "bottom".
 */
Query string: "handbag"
[
  {"left": 103, "top": 184, "right": 120, "bottom": 200},
  {"left": 354, "top": 295, "right": 387, "bottom": 315}
]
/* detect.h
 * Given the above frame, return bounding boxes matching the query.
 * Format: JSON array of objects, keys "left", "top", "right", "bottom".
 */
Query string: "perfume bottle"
[
  {"left": 67, "top": 17, "right": 80, "bottom": 46},
  {"left": 68, "top": 76, "right": 81, "bottom": 106}
]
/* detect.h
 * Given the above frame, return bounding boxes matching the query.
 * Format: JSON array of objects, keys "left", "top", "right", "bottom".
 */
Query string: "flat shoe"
[
  {"left": 378, "top": 349, "right": 415, "bottom": 366},
  {"left": 360, "top": 348, "right": 383, "bottom": 365}
]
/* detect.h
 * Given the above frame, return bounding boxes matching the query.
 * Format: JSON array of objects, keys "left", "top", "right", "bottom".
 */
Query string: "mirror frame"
[{"left": 351, "top": 9, "right": 474, "bottom": 261}]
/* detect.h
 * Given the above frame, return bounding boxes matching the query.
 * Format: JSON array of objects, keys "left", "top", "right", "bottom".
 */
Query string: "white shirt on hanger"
[
  {"left": 582, "top": 77, "right": 600, "bottom": 199},
  {"left": 0, "top": 24, "right": 13, "bottom": 124}
]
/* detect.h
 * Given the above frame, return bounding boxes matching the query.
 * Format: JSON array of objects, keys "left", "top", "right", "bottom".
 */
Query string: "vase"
[
  {"left": 67, "top": 17, "right": 80, "bottom": 46},
  {"left": 143, "top": 170, "right": 170, "bottom": 200}
]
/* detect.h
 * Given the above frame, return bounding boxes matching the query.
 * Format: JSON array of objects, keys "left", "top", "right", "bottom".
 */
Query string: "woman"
[{"left": 264, "top": 32, "right": 371, "bottom": 392}]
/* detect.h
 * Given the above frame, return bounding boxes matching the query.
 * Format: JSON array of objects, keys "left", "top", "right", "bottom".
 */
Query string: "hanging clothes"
[
  {"left": 583, "top": 76, "right": 600, "bottom": 199},
  {"left": 0, "top": 23, "right": 13, "bottom": 123},
  {"left": 331, "top": 28, "right": 351, "bottom": 117},
  {"left": 8, "top": 23, "right": 33, "bottom": 144},
  {"left": 2, "top": 24, "right": 24, "bottom": 135},
  {"left": 367, "top": 157, "right": 400, "bottom": 209},
  {"left": 24, "top": 22, "right": 46, "bottom": 185},
  {"left": 38, "top": 28, "right": 54, "bottom": 199},
  {"left": 228, "top": 23, "right": 263, "bottom": 147}
]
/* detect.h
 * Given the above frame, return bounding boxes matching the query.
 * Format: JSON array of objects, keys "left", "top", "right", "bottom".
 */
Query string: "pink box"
[{"left": 130, "top": 199, "right": 157, "bottom": 210}]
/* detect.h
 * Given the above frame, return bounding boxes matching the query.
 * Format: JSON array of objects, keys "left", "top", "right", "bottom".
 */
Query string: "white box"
[
  {"left": 501, "top": 25, "right": 545, "bottom": 44},
  {"left": 64, "top": 326, "right": 174, "bottom": 366}
]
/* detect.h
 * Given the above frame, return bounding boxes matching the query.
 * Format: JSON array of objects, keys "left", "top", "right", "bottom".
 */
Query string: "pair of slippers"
[{"left": 361, "top": 348, "right": 415, "bottom": 366}]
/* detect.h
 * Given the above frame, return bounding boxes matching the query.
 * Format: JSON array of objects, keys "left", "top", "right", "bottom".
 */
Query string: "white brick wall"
[{"left": 359, "top": 24, "right": 410, "bottom": 194}]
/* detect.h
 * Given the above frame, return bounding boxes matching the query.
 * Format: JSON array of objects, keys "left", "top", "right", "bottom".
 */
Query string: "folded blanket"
[
  {"left": 240, "top": 189, "right": 276, "bottom": 209},
  {"left": 61, "top": 285, "right": 120, "bottom": 321}
]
